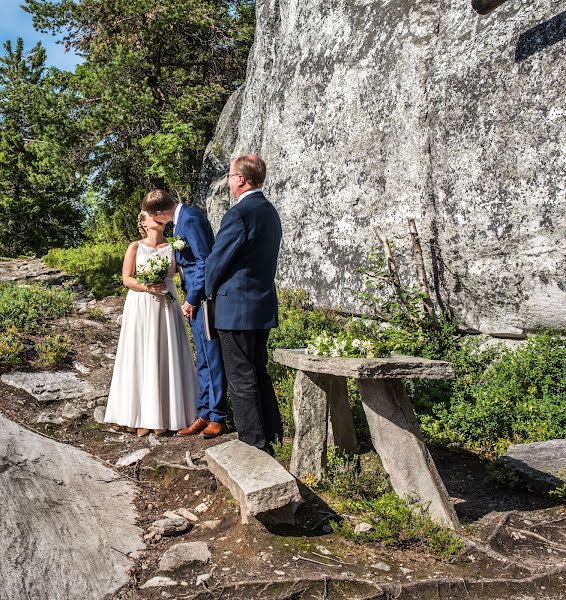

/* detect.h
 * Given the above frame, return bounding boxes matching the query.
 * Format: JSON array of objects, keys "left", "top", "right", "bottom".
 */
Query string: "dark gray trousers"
[{"left": 217, "top": 329, "right": 283, "bottom": 450}]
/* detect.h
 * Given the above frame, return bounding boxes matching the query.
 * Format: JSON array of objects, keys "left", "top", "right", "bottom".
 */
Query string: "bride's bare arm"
[{"left": 122, "top": 242, "right": 165, "bottom": 293}]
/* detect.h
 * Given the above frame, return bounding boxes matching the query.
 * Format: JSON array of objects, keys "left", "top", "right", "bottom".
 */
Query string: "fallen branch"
[
  {"left": 186, "top": 450, "right": 209, "bottom": 470},
  {"left": 510, "top": 527, "right": 566, "bottom": 552},
  {"left": 156, "top": 460, "right": 190, "bottom": 470},
  {"left": 373, "top": 225, "right": 407, "bottom": 311},
  {"left": 485, "top": 510, "right": 513, "bottom": 545},
  {"left": 296, "top": 555, "right": 337, "bottom": 568},
  {"left": 528, "top": 515, "right": 566, "bottom": 529}
]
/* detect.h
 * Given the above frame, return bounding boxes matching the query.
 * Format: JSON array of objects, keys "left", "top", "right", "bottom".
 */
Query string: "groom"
[
  {"left": 205, "top": 154, "right": 283, "bottom": 453},
  {"left": 143, "top": 189, "right": 227, "bottom": 438}
]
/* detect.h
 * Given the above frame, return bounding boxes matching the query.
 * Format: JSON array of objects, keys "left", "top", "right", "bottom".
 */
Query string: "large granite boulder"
[{"left": 199, "top": 0, "right": 566, "bottom": 336}]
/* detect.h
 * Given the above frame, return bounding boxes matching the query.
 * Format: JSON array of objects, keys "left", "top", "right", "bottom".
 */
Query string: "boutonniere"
[{"left": 167, "top": 236, "right": 186, "bottom": 251}]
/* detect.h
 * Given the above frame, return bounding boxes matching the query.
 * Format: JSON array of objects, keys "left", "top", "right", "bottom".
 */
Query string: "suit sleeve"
[
  {"left": 183, "top": 215, "right": 213, "bottom": 306},
  {"left": 205, "top": 209, "right": 246, "bottom": 297}
]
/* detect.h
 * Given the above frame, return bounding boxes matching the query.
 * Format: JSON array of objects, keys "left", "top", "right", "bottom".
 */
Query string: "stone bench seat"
[{"left": 272, "top": 349, "right": 459, "bottom": 530}]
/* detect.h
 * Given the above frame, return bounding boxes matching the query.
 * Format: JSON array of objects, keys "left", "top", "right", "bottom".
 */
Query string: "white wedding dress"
[{"left": 104, "top": 242, "right": 198, "bottom": 430}]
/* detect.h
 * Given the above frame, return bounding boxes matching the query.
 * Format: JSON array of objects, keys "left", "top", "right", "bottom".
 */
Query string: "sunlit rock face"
[{"left": 197, "top": 0, "right": 566, "bottom": 336}]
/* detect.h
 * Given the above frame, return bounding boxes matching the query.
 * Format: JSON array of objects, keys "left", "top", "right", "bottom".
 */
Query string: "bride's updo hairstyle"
[{"left": 138, "top": 210, "right": 150, "bottom": 238}]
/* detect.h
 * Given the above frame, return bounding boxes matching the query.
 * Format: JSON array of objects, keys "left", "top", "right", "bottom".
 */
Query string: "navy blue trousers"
[{"left": 189, "top": 305, "right": 227, "bottom": 422}]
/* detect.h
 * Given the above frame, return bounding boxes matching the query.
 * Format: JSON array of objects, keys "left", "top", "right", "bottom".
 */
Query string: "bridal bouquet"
[{"left": 136, "top": 256, "right": 176, "bottom": 304}]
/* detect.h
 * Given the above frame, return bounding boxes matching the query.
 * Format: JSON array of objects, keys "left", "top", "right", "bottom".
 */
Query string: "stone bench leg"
[
  {"left": 290, "top": 371, "right": 329, "bottom": 481},
  {"left": 290, "top": 372, "right": 358, "bottom": 481},
  {"left": 326, "top": 376, "right": 357, "bottom": 455},
  {"left": 357, "top": 379, "right": 459, "bottom": 529}
]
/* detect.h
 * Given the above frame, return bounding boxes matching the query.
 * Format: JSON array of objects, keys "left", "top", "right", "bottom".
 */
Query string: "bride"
[{"left": 104, "top": 210, "right": 198, "bottom": 436}]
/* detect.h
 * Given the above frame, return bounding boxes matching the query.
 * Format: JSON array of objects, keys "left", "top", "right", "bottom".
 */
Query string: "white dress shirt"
[
  {"left": 173, "top": 202, "right": 183, "bottom": 226},
  {"left": 235, "top": 189, "right": 261, "bottom": 204}
]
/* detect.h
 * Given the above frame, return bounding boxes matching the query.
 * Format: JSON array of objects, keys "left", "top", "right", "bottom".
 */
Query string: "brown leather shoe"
[
  {"left": 202, "top": 421, "right": 228, "bottom": 439},
  {"left": 177, "top": 417, "right": 210, "bottom": 436}
]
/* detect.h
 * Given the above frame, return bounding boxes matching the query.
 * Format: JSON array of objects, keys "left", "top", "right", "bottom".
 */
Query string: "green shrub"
[
  {"left": 36, "top": 334, "right": 73, "bottom": 367},
  {"left": 419, "top": 332, "right": 566, "bottom": 456},
  {"left": 272, "top": 440, "right": 293, "bottom": 461},
  {"left": 0, "top": 326, "right": 25, "bottom": 368},
  {"left": 316, "top": 447, "right": 389, "bottom": 501},
  {"left": 314, "top": 447, "right": 462, "bottom": 559},
  {"left": 0, "top": 283, "right": 76, "bottom": 334},
  {"left": 549, "top": 484, "right": 566, "bottom": 501},
  {"left": 332, "top": 493, "right": 463, "bottom": 558},
  {"left": 45, "top": 242, "right": 127, "bottom": 298}
]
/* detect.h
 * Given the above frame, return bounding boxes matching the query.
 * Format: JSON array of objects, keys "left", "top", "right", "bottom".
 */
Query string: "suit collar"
[{"left": 236, "top": 189, "right": 265, "bottom": 205}]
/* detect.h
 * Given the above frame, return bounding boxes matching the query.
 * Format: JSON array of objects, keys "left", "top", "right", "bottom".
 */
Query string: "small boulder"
[
  {"left": 499, "top": 439, "right": 566, "bottom": 493},
  {"left": 140, "top": 576, "right": 177, "bottom": 589},
  {"left": 159, "top": 542, "right": 211, "bottom": 571},
  {"left": 198, "top": 519, "right": 222, "bottom": 530},
  {"left": 1, "top": 371, "right": 94, "bottom": 403},
  {"left": 36, "top": 411, "right": 64, "bottom": 425},
  {"left": 149, "top": 516, "right": 192, "bottom": 536},
  {"left": 175, "top": 508, "right": 199, "bottom": 522},
  {"left": 354, "top": 522, "right": 373, "bottom": 534},
  {"left": 372, "top": 561, "right": 391, "bottom": 571},
  {"left": 93, "top": 406, "right": 106, "bottom": 424},
  {"left": 62, "top": 403, "right": 86, "bottom": 421},
  {"left": 116, "top": 448, "right": 151, "bottom": 467}
]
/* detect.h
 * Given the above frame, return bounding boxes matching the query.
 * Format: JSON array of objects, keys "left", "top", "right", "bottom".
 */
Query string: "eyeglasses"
[{"left": 227, "top": 173, "right": 242, "bottom": 179}]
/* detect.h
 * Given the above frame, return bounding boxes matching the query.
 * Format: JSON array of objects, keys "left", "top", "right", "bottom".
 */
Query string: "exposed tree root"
[{"left": 180, "top": 564, "right": 566, "bottom": 600}]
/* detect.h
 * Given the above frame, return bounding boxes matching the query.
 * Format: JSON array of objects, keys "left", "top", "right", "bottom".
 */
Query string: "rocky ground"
[{"left": 0, "top": 259, "right": 565, "bottom": 600}]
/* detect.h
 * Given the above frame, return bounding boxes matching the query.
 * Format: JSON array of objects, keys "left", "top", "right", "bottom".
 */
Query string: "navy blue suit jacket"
[
  {"left": 174, "top": 204, "right": 215, "bottom": 307},
  {"left": 205, "top": 191, "right": 282, "bottom": 330}
]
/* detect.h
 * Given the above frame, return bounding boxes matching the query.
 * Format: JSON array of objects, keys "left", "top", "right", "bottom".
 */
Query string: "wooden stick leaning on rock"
[
  {"left": 407, "top": 217, "right": 437, "bottom": 323},
  {"left": 373, "top": 225, "right": 415, "bottom": 319}
]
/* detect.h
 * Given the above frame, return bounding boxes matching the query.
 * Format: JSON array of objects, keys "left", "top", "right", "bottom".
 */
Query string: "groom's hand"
[{"left": 182, "top": 301, "right": 196, "bottom": 320}]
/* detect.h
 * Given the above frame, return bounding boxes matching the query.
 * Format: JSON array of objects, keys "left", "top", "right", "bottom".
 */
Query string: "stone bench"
[
  {"left": 205, "top": 439, "right": 302, "bottom": 525},
  {"left": 272, "top": 349, "right": 459, "bottom": 529}
]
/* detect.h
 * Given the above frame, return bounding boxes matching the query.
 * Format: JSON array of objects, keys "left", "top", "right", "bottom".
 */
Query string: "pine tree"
[
  {"left": 24, "top": 0, "right": 255, "bottom": 240},
  {"left": 0, "top": 38, "right": 84, "bottom": 256}
]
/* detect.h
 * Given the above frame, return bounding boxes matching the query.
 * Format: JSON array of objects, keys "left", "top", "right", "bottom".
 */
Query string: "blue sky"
[{"left": 0, "top": 1, "right": 81, "bottom": 70}]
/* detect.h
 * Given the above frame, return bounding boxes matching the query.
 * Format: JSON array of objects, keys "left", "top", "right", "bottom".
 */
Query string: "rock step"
[
  {"left": 205, "top": 439, "right": 302, "bottom": 525},
  {"left": 499, "top": 439, "right": 566, "bottom": 493}
]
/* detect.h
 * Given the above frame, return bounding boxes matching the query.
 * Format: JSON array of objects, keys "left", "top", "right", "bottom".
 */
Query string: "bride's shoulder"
[{"left": 126, "top": 240, "right": 141, "bottom": 254}]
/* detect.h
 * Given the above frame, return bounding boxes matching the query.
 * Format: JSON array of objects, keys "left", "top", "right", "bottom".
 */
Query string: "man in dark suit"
[
  {"left": 143, "top": 189, "right": 227, "bottom": 438},
  {"left": 205, "top": 154, "right": 283, "bottom": 453}
]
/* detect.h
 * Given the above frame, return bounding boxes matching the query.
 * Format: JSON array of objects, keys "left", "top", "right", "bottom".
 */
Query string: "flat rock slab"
[
  {"left": 273, "top": 349, "right": 454, "bottom": 380},
  {"left": 159, "top": 542, "right": 211, "bottom": 571},
  {"left": 0, "top": 412, "right": 144, "bottom": 600},
  {"left": 500, "top": 439, "right": 566, "bottom": 492},
  {"left": 1, "top": 371, "right": 95, "bottom": 403},
  {"left": 205, "top": 439, "right": 302, "bottom": 525}
]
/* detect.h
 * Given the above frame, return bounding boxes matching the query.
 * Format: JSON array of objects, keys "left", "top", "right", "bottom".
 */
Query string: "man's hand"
[{"left": 182, "top": 301, "right": 196, "bottom": 320}]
